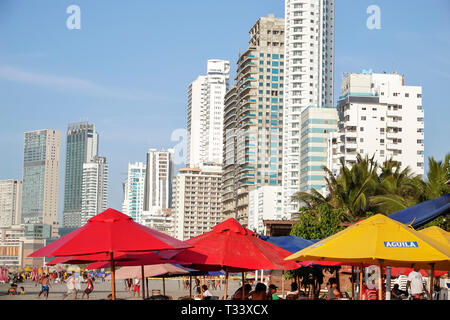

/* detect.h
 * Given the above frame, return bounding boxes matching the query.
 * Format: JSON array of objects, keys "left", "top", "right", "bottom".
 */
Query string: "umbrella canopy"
[
  {"left": 23, "top": 267, "right": 33, "bottom": 272},
  {"left": 45, "top": 251, "right": 177, "bottom": 266},
  {"left": 171, "top": 218, "right": 300, "bottom": 272},
  {"left": 83, "top": 252, "right": 191, "bottom": 269},
  {"left": 29, "top": 208, "right": 191, "bottom": 258},
  {"left": 258, "top": 235, "right": 316, "bottom": 253},
  {"left": 389, "top": 194, "right": 450, "bottom": 228},
  {"left": 418, "top": 226, "right": 450, "bottom": 247},
  {"left": 111, "top": 264, "right": 191, "bottom": 280},
  {"left": 285, "top": 214, "right": 450, "bottom": 270}
]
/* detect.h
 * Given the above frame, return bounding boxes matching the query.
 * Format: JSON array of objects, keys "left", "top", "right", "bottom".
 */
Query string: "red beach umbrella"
[
  {"left": 172, "top": 218, "right": 300, "bottom": 271},
  {"left": 29, "top": 208, "right": 192, "bottom": 299},
  {"left": 170, "top": 218, "right": 301, "bottom": 299}
]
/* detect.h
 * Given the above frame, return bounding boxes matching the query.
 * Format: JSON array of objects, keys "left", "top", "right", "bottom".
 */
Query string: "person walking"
[
  {"left": 62, "top": 273, "right": 78, "bottom": 300},
  {"left": 81, "top": 275, "right": 94, "bottom": 300},
  {"left": 37, "top": 274, "right": 51, "bottom": 300}
]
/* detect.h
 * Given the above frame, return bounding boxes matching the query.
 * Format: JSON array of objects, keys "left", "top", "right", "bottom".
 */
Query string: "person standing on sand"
[
  {"left": 81, "top": 275, "right": 94, "bottom": 299},
  {"left": 133, "top": 278, "right": 141, "bottom": 298},
  {"left": 37, "top": 274, "right": 51, "bottom": 300},
  {"left": 62, "top": 273, "right": 77, "bottom": 300}
]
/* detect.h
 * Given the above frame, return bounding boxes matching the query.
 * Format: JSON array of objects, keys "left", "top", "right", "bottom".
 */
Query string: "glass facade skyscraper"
[
  {"left": 63, "top": 122, "right": 98, "bottom": 228},
  {"left": 21, "top": 129, "right": 61, "bottom": 239}
]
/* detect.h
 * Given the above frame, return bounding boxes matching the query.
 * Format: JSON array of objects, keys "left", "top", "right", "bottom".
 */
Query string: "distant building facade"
[
  {"left": 0, "top": 180, "right": 22, "bottom": 228},
  {"left": 63, "top": 122, "right": 98, "bottom": 228},
  {"left": 21, "top": 129, "right": 61, "bottom": 239},
  {"left": 174, "top": 165, "right": 222, "bottom": 240}
]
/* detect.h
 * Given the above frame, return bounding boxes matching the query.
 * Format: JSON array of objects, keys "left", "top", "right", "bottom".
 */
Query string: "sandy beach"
[{"left": 0, "top": 278, "right": 242, "bottom": 300}]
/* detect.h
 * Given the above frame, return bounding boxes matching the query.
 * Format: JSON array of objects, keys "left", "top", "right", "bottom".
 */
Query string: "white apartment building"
[
  {"left": 0, "top": 180, "right": 22, "bottom": 228},
  {"left": 283, "top": 0, "right": 335, "bottom": 216},
  {"left": 140, "top": 208, "right": 174, "bottom": 236},
  {"left": 248, "top": 186, "right": 283, "bottom": 234},
  {"left": 187, "top": 59, "right": 230, "bottom": 167},
  {"left": 173, "top": 165, "right": 223, "bottom": 240},
  {"left": 300, "top": 106, "right": 338, "bottom": 193},
  {"left": 80, "top": 156, "right": 108, "bottom": 225},
  {"left": 330, "top": 72, "right": 424, "bottom": 176},
  {"left": 122, "top": 162, "right": 146, "bottom": 223},
  {"left": 143, "top": 149, "right": 174, "bottom": 211}
]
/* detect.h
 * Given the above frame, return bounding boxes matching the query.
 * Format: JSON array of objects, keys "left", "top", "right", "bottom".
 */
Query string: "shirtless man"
[{"left": 38, "top": 274, "right": 51, "bottom": 300}]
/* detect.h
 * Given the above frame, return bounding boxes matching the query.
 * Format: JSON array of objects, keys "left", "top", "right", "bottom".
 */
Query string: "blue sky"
[{"left": 0, "top": 0, "right": 449, "bottom": 219}]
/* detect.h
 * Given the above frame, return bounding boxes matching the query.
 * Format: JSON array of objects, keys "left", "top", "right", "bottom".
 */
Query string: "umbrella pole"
[
  {"left": 378, "top": 260, "right": 384, "bottom": 301},
  {"left": 386, "top": 266, "right": 391, "bottom": 300},
  {"left": 429, "top": 263, "right": 435, "bottom": 300},
  {"left": 146, "top": 277, "right": 149, "bottom": 297},
  {"left": 224, "top": 271, "right": 229, "bottom": 300},
  {"left": 163, "top": 277, "right": 166, "bottom": 296},
  {"left": 281, "top": 271, "right": 285, "bottom": 298},
  {"left": 110, "top": 252, "right": 116, "bottom": 301},
  {"left": 141, "top": 265, "right": 145, "bottom": 300},
  {"left": 351, "top": 266, "right": 354, "bottom": 300},
  {"left": 189, "top": 276, "right": 192, "bottom": 299},
  {"left": 241, "top": 272, "right": 245, "bottom": 300},
  {"left": 359, "top": 264, "right": 363, "bottom": 300}
]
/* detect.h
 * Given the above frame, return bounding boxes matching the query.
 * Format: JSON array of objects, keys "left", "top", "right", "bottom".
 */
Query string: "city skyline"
[{"left": 0, "top": 0, "right": 449, "bottom": 219}]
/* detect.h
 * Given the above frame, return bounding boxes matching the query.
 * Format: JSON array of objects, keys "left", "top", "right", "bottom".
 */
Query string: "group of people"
[
  {"left": 182, "top": 277, "right": 223, "bottom": 291},
  {"left": 230, "top": 282, "right": 286, "bottom": 300},
  {"left": 125, "top": 278, "right": 142, "bottom": 297}
]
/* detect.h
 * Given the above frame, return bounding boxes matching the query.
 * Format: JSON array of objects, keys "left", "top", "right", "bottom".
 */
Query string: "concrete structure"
[
  {"left": 248, "top": 186, "right": 283, "bottom": 234},
  {"left": 330, "top": 72, "right": 424, "bottom": 176},
  {"left": 63, "top": 122, "right": 98, "bottom": 228},
  {"left": 299, "top": 106, "right": 338, "bottom": 193},
  {"left": 140, "top": 208, "right": 174, "bottom": 236},
  {"left": 80, "top": 156, "right": 108, "bottom": 225},
  {"left": 122, "top": 162, "right": 146, "bottom": 223},
  {"left": 0, "top": 180, "right": 22, "bottom": 228},
  {"left": 187, "top": 59, "right": 230, "bottom": 167},
  {"left": 0, "top": 225, "right": 45, "bottom": 268},
  {"left": 222, "top": 14, "right": 286, "bottom": 226},
  {"left": 282, "top": 0, "right": 335, "bottom": 216},
  {"left": 21, "top": 129, "right": 61, "bottom": 239},
  {"left": 174, "top": 165, "right": 222, "bottom": 240},
  {"left": 143, "top": 149, "right": 174, "bottom": 212}
]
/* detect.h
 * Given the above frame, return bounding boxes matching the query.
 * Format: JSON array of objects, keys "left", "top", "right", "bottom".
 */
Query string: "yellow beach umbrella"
[
  {"left": 285, "top": 214, "right": 450, "bottom": 300},
  {"left": 24, "top": 267, "right": 33, "bottom": 272},
  {"left": 418, "top": 226, "right": 450, "bottom": 247}
]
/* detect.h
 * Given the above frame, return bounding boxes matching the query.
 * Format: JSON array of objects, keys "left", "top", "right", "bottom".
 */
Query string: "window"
[{"left": 361, "top": 116, "right": 366, "bottom": 121}]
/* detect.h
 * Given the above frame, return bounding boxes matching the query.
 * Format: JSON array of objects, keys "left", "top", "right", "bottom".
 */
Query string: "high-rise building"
[
  {"left": 0, "top": 180, "right": 22, "bottom": 228},
  {"left": 187, "top": 60, "right": 230, "bottom": 167},
  {"left": 174, "top": 165, "right": 222, "bottom": 240},
  {"left": 80, "top": 156, "right": 108, "bottom": 225},
  {"left": 143, "top": 149, "right": 174, "bottom": 212},
  {"left": 329, "top": 72, "right": 424, "bottom": 175},
  {"left": 282, "top": 0, "right": 335, "bottom": 215},
  {"left": 222, "top": 14, "right": 286, "bottom": 226},
  {"left": 21, "top": 129, "right": 61, "bottom": 239},
  {"left": 299, "top": 106, "right": 338, "bottom": 193},
  {"left": 122, "top": 162, "right": 146, "bottom": 223},
  {"left": 248, "top": 186, "right": 283, "bottom": 234},
  {"left": 63, "top": 122, "right": 98, "bottom": 228}
]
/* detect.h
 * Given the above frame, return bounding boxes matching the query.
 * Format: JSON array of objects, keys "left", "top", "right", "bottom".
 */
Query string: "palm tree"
[
  {"left": 292, "top": 155, "right": 379, "bottom": 222},
  {"left": 424, "top": 154, "right": 450, "bottom": 200},
  {"left": 370, "top": 159, "right": 423, "bottom": 214}
]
